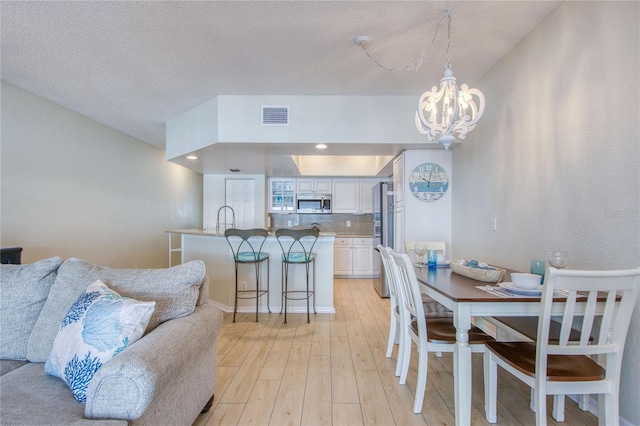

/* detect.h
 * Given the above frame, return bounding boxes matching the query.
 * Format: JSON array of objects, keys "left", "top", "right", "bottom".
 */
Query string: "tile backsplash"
[{"left": 269, "top": 213, "right": 373, "bottom": 236}]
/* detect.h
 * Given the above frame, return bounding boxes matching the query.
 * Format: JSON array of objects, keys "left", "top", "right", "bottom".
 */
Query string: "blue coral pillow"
[{"left": 45, "top": 280, "right": 155, "bottom": 403}]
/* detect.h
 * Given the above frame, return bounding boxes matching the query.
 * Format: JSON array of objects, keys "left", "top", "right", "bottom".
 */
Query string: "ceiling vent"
[{"left": 262, "top": 106, "right": 289, "bottom": 126}]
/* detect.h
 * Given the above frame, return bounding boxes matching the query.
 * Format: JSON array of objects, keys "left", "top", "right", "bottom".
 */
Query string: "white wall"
[
  {"left": 1, "top": 82, "right": 203, "bottom": 268},
  {"left": 400, "top": 150, "right": 452, "bottom": 252},
  {"left": 166, "top": 95, "right": 436, "bottom": 160},
  {"left": 452, "top": 2, "right": 639, "bottom": 422}
]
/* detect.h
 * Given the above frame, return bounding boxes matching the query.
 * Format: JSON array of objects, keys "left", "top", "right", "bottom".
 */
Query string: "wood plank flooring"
[{"left": 194, "top": 278, "right": 598, "bottom": 426}]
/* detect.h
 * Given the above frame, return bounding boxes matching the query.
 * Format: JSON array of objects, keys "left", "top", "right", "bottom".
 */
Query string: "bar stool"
[
  {"left": 275, "top": 228, "right": 319, "bottom": 323},
  {"left": 224, "top": 228, "right": 270, "bottom": 322}
]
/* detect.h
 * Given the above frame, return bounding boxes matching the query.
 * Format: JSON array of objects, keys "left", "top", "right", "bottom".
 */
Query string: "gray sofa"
[{"left": 0, "top": 257, "right": 223, "bottom": 425}]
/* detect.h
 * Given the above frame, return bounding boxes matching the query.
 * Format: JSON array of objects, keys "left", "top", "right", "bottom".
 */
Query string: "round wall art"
[{"left": 409, "top": 162, "right": 449, "bottom": 202}]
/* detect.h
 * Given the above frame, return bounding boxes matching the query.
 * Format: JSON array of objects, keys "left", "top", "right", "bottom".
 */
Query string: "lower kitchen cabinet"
[{"left": 333, "top": 237, "right": 375, "bottom": 277}]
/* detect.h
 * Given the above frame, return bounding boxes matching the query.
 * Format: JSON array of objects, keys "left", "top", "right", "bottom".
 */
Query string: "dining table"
[{"left": 413, "top": 264, "right": 606, "bottom": 426}]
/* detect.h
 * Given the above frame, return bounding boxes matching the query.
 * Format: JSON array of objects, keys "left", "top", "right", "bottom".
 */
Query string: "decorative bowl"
[
  {"left": 450, "top": 261, "right": 505, "bottom": 283},
  {"left": 510, "top": 273, "right": 541, "bottom": 289}
]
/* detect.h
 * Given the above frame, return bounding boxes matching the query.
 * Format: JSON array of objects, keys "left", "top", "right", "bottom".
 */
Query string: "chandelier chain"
[
  {"left": 357, "top": 10, "right": 450, "bottom": 73},
  {"left": 445, "top": 11, "right": 452, "bottom": 70}
]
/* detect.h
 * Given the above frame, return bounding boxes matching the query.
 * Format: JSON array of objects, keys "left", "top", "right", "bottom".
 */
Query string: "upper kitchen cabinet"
[
  {"left": 332, "top": 178, "right": 381, "bottom": 214},
  {"left": 296, "top": 178, "right": 332, "bottom": 194},
  {"left": 268, "top": 177, "right": 296, "bottom": 213}
]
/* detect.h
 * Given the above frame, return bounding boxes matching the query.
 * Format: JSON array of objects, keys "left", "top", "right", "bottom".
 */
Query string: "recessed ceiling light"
[
  {"left": 186, "top": 155, "right": 198, "bottom": 160},
  {"left": 316, "top": 144, "right": 328, "bottom": 149}
]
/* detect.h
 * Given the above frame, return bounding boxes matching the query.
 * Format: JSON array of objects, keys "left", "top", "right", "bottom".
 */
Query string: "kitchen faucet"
[
  {"left": 311, "top": 222, "right": 320, "bottom": 232},
  {"left": 216, "top": 205, "right": 236, "bottom": 234}
]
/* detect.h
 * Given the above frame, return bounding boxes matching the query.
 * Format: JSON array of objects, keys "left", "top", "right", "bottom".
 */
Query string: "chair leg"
[
  {"left": 413, "top": 341, "right": 428, "bottom": 414},
  {"left": 254, "top": 262, "right": 260, "bottom": 322},
  {"left": 233, "top": 263, "right": 239, "bottom": 322},
  {"left": 305, "top": 262, "right": 310, "bottom": 323},
  {"left": 266, "top": 260, "right": 271, "bottom": 313},
  {"left": 552, "top": 395, "right": 565, "bottom": 422},
  {"left": 530, "top": 387, "right": 536, "bottom": 412},
  {"left": 394, "top": 322, "right": 405, "bottom": 378},
  {"left": 599, "top": 391, "right": 618, "bottom": 426},
  {"left": 283, "top": 263, "right": 288, "bottom": 324},
  {"left": 534, "top": 387, "right": 547, "bottom": 426},
  {"left": 578, "top": 394, "right": 589, "bottom": 411},
  {"left": 483, "top": 352, "right": 497, "bottom": 423},
  {"left": 399, "top": 335, "right": 411, "bottom": 385},
  {"left": 386, "top": 315, "right": 397, "bottom": 358}
]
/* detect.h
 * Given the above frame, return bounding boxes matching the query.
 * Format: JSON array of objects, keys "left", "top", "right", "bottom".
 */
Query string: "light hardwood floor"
[{"left": 194, "top": 278, "right": 598, "bottom": 426}]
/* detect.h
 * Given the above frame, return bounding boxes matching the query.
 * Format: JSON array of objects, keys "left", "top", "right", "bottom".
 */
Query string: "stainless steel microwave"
[{"left": 296, "top": 193, "right": 332, "bottom": 214}]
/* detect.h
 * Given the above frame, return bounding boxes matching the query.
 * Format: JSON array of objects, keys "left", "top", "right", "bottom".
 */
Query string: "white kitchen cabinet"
[
  {"left": 358, "top": 178, "right": 378, "bottom": 214},
  {"left": 332, "top": 179, "right": 359, "bottom": 213},
  {"left": 332, "top": 178, "right": 379, "bottom": 214},
  {"left": 333, "top": 237, "right": 374, "bottom": 277},
  {"left": 296, "top": 178, "right": 332, "bottom": 193},
  {"left": 333, "top": 241, "right": 353, "bottom": 275},
  {"left": 268, "top": 178, "right": 296, "bottom": 213}
]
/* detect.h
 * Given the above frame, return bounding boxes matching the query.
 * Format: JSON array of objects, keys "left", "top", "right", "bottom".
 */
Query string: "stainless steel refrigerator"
[{"left": 372, "top": 182, "right": 393, "bottom": 297}]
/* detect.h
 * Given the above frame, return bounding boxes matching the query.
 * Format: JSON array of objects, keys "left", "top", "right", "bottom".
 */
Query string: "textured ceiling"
[{"left": 1, "top": 1, "right": 560, "bottom": 151}]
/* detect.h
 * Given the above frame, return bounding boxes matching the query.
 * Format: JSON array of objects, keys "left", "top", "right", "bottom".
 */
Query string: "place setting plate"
[{"left": 498, "top": 282, "right": 543, "bottom": 295}]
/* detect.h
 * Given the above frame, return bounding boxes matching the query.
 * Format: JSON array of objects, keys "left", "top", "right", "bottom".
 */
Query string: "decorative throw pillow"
[
  {"left": 27, "top": 258, "right": 204, "bottom": 362},
  {"left": 0, "top": 257, "right": 63, "bottom": 360},
  {"left": 45, "top": 280, "right": 155, "bottom": 403}
]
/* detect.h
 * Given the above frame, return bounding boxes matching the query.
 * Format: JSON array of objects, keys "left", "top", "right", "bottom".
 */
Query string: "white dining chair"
[
  {"left": 483, "top": 267, "right": 640, "bottom": 425},
  {"left": 390, "top": 250, "right": 494, "bottom": 414},
  {"left": 378, "top": 245, "right": 455, "bottom": 380},
  {"left": 377, "top": 245, "right": 405, "bottom": 377},
  {"left": 404, "top": 241, "right": 446, "bottom": 264}
]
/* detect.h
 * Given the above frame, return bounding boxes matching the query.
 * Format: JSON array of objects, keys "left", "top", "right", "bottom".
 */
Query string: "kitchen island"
[{"left": 167, "top": 229, "right": 336, "bottom": 315}]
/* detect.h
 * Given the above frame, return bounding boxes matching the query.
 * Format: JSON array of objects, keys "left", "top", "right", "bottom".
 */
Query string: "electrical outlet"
[
  {"left": 287, "top": 220, "right": 292, "bottom": 227},
  {"left": 491, "top": 218, "right": 497, "bottom": 231},
  {"left": 240, "top": 281, "right": 247, "bottom": 290},
  {"left": 347, "top": 220, "right": 351, "bottom": 227}
]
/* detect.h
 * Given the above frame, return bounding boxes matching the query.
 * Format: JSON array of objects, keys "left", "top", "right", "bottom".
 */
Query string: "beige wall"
[
  {"left": 1, "top": 82, "right": 203, "bottom": 268},
  {"left": 452, "top": 2, "right": 639, "bottom": 422}
]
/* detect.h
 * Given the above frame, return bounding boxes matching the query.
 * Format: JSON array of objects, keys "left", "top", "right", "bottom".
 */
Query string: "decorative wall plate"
[{"left": 409, "top": 162, "right": 449, "bottom": 202}]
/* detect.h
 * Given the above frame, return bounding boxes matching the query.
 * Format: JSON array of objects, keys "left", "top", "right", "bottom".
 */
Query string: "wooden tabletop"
[
  {"left": 414, "top": 265, "right": 547, "bottom": 302},
  {"left": 414, "top": 265, "right": 605, "bottom": 303}
]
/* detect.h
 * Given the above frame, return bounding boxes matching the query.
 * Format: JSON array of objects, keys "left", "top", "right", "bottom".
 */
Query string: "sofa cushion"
[
  {"left": 0, "top": 362, "right": 127, "bottom": 425},
  {"left": 45, "top": 280, "right": 155, "bottom": 403},
  {"left": 0, "top": 257, "right": 63, "bottom": 360},
  {"left": 0, "top": 359, "right": 29, "bottom": 376},
  {"left": 27, "top": 258, "right": 205, "bottom": 362}
]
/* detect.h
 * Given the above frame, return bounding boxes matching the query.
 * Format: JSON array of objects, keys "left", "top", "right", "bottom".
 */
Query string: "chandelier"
[
  {"left": 415, "top": 10, "right": 485, "bottom": 149},
  {"left": 355, "top": 9, "right": 485, "bottom": 150}
]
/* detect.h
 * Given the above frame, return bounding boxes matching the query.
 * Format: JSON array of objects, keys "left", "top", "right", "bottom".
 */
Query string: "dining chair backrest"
[
  {"left": 377, "top": 245, "right": 401, "bottom": 306},
  {"left": 390, "top": 251, "right": 426, "bottom": 335},
  {"left": 537, "top": 267, "right": 640, "bottom": 385},
  {"left": 275, "top": 228, "right": 319, "bottom": 263},
  {"left": 404, "top": 241, "right": 446, "bottom": 263},
  {"left": 224, "top": 228, "right": 269, "bottom": 262}
]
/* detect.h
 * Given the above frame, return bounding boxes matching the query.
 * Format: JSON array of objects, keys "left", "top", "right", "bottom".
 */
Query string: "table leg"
[{"left": 453, "top": 304, "right": 472, "bottom": 426}]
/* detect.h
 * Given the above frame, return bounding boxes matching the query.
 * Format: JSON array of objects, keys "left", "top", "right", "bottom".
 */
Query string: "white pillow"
[{"left": 45, "top": 280, "right": 155, "bottom": 403}]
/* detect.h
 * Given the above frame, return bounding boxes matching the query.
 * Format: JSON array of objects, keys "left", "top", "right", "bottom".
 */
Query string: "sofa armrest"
[{"left": 84, "top": 303, "right": 223, "bottom": 421}]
